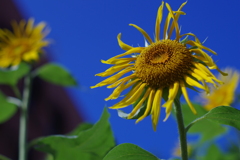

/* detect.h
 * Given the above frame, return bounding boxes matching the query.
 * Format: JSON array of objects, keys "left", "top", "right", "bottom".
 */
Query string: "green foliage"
[
  {"left": 33, "top": 108, "right": 115, "bottom": 160},
  {"left": 200, "top": 144, "right": 223, "bottom": 160},
  {"left": 35, "top": 63, "right": 77, "bottom": 86},
  {"left": 181, "top": 103, "right": 227, "bottom": 142},
  {"left": 103, "top": 143, "right": 159, "bottom": 160},
  {"left": 198, "top": 143, "right": 240, "bottom": 160},
  {"left": 0, "top": 154, "right": 11, "bottom": 160},
  {"left": 189, "top": 120, "right": 227, "bottom": 142},
  {"left": 0, "top": 63, "right": 30, "bottom": 86},
  {"left": 0, "top": 92, "right": 17, "bottom": 124}
]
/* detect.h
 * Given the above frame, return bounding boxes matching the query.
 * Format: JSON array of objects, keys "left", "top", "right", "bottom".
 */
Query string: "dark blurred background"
[{"left": 1, "top": 0, "right": 240, "bottom": 159}]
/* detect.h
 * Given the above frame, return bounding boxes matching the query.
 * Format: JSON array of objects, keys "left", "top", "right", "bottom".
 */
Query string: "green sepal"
[{"left": 180, "top": 35, "right": 189, "bottom": 44}]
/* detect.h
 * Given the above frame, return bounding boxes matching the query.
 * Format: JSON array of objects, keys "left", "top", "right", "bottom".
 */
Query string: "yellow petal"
[
  {"left": 26, "top": 18, "right": 34, "bottom": 35},
  {"left": 166, "top": 3, "right": 181, "bottom": 40},
  {"left": 129, "top": 24, "right": 153, "bottom": 44},
  {"left": 187, "top": 40, "right": 217, "bottom": 55},
  {"left": 185, "top": 76, "right": 205, "bottom": 90},
  {"left": 168, "top": 11, "right": 185, "bottom": 39},
  {"left": 180, "top": 33, "right": 200, "bottom": 43},
  {"left": 101, "top": 57, "right": 136, "bottom": 65},
  {"left": 180, "top": 81, "right": 197, "bottom": 114},
  {"left": 91, "top": 67, "right": 133, "bottom": 88},
  {"left": 163, "top": 82, "right": 179, "bottom": 121},
  {"left": 107, "top": 74, "right": 136, "bottom": 88},
  {"left": 105, "top": 78, "right": 139, "bottom": 100},
  {"left": 155, "top": 1, "right": 164, "bottom": 42},
  {"left": 106, "top": 47, "right": 144, "bottom": 61},
  {"left": 136, "top": 89, "right": 155, "bottom": 123},
  {"left": 151, "top": 88, "right": 163, "bottom": 131},
  {"left": 128, "top": 87, "right": 151, "bottom": 119},
  {"left": 109, "top": 83, "right": 146, "bottom": 109},
  {"left": 163, "top": 12, "right": 172, "bottom": 39},
  {"left": 117, "top": 33, "right": 133, "bottom": 50},
  {"left": 96, "top": 63, "right": 133, "bottom": 77},
  {"left": 22, "top": 51, "right": 39, "bottom": 61}
]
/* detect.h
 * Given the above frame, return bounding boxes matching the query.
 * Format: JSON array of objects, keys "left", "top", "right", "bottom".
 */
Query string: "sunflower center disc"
[{"left": 135, "top": 39, "right": 193, "bottom": 88}]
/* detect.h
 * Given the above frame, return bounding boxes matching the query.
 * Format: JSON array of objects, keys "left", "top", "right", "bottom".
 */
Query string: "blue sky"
[{"left": 14, "top": 0, "right": 240, "bottom": 158}]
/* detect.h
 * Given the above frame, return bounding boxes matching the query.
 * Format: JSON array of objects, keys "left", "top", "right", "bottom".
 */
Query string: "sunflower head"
[
  {"left": 201, "top": 68, "right": 239, "bottom": 111},
  {"left": 91, "top": 1, "right": 226, "bottom": 130},
  {"left": 0, "top": 18, "right": 49, "bottom": 67}
]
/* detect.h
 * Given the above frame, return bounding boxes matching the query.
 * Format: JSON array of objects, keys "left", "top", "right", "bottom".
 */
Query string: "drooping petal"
[
  {"left": 129, "top": 24, "right": 153, "bottom": 44},
  {"left": 109, "top": 83, "right": 146, "bottom": 109},
  {"left": 184, "top": 76, "right": 205, "bottom": 90},
  {"left": 117, "top": 33, "right": 133, "bottom": 50},
  {"left": 107, "top": 74, "right": 136, "bottom": 88},
  {"left": 163, "top": 82, "right": 179, "bottom": 121},
  {"left": 191, "top": 49, "right": 217, "bottom": 69},
  {"left": 136, "top": 89, "right": 156, "bottom": 123},
  {"left": 187, "top": 40, "right": 217, "bottom": 55},
  {"left": 180, "top": 32, "right": 201, "bottom": 43},
  {"left": 128, "top": 87, "right": 151, "bottom": 119},
  {"left": 151, "top": 88, "right": 163, "bottom": 131},
  {"left": 180, "top": 81, "right": 197, "bottom": 114}
]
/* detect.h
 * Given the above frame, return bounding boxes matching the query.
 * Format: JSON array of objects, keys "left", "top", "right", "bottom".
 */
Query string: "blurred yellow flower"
[
  {"left": 173, "top": 143, "right": 192, "bottom": 158},
  {"left": 202, "top": 68, "right": 239, "bottom": 111},
  {"left": 0, "top": 18, "right": 49, "bottom": 67},
  {"left": 91, "top": 2, "right": 225, "bottom": 130}
]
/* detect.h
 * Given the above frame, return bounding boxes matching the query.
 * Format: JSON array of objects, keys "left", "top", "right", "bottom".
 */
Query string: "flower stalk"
[
  {"left": 174, "top": 98, "right": 188, "bottom": 160},
  {"left": 19, "top": 73, "right": 32, "bottom": 160}
]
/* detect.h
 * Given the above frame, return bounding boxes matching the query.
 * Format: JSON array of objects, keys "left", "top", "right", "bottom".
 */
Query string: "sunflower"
[
  {"left": 201, "top": 68, "right": 239, "bottom": 111},
  {"left": 0, "top": 18, "right": 49, "bottom": 67},
  {"left": 91, "top": 2, "right": 226, "bottom": 130}
]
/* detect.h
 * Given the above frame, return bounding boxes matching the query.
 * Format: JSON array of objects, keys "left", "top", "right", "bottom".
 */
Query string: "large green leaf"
[
  {"left": 0, "top": 63, "right": 30, "bottom": 86},
  {"left": 186, "top": 106, "right": 240, "bottom": 139},
  {"left": 201, "top": 106, "right": 240, "bottom": 130},
  {"left": 33, "top": 108, "right": 115, "bottom": 160},
  {"left": 0, "top": 92, "right": 17, "bottom": 124},
  {"left": 68, "top": 123, "right": 93, "bottom": 135},
  {"left": 188, "top": 120, "right": 227, "bottom": 142},
  {"left": 103, "top": 143, "right": 159, "bottom": 160},
  {"left": 180, "top": 103, "right": 227, "bottom": 142},
  {"left": 35, "top": 63, "right": 77, "bottom": 86}
]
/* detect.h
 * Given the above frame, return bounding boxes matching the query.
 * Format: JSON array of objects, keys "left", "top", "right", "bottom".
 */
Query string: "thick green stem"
[
  {"left": 174, "top": 98, "right": 188, "bottom": 160},
  {"left": 19, "top": 73, "right": 32, "bottom": 160}
]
